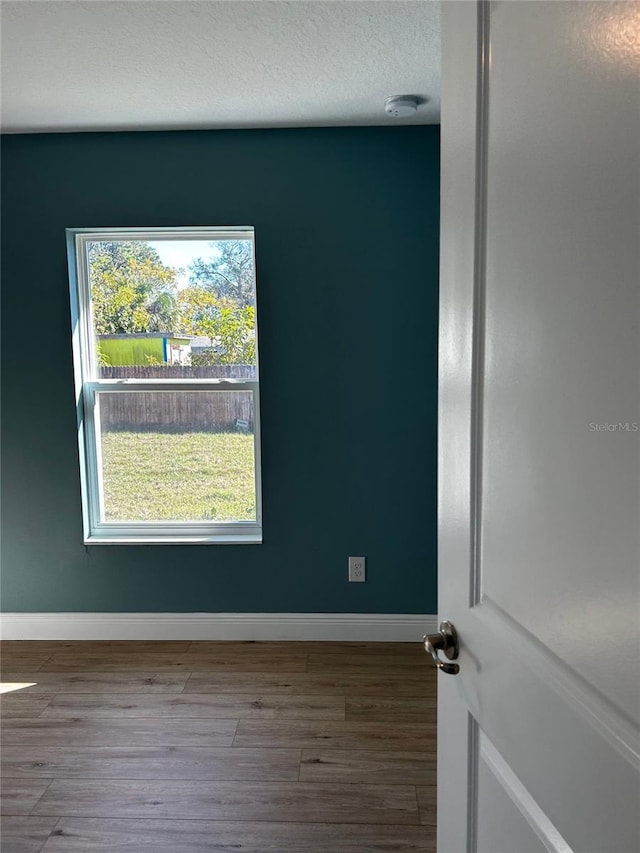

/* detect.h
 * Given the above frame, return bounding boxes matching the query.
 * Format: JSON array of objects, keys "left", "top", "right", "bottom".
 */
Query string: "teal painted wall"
[{"left": 1, "top": 127, "right": 439, "bottom": 613}]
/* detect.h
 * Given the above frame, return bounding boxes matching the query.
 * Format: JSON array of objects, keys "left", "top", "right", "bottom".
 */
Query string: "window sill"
[{"left": 84, "top": 533, "right": 262, "bottom": 545}]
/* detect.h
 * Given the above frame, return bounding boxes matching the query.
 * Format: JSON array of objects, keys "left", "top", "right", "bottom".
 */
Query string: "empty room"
[{"left": 1, "top": 2, "right": 638, "bottom": 852}]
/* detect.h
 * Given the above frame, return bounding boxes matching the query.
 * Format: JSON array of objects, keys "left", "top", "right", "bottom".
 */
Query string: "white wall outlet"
[{"left": 348, "top": 556, "right": 366, "bottom": 582}]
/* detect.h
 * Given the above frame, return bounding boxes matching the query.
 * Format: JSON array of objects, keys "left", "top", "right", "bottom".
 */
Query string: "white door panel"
[
  {"left": 438, "top": 3, "right": 640, "bottom": 852},
  {"left": 483, "top": 0, "right": 640, "bottom": 720},
  {"left": 476, "top": 734, "right": 564, "bottom": 853}
]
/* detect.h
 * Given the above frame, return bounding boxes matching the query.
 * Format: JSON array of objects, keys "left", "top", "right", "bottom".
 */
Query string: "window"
[{"left": 67, "top": 228, "right": 261, "bottom": 544}]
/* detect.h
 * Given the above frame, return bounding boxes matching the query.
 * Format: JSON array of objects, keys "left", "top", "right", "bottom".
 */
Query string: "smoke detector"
[{"left": 384, "top": 95, "right": 420, "bottom": 118}]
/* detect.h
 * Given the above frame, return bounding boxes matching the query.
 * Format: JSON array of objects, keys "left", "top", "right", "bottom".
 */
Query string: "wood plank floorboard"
[
  {"left": 234, "top": 719, "right": 435, "bottom": 751},
  {"left": 416, "top": 786, "right": 438, "bottom": 826},
  {"left": 346, "top": 696, "right": 437, "bottom": 723},
  {"left": 307, "top": 653, "right": 433, "bottom": 673},
  {"left": 2, "top": 641, "right": 192, "bottom": 654},
  {"left": 299, "top": 748, "right": 436, "bottom": 785},
  {"left": 0, "top": 695, "right": 54, "bottom": 719},
  {"left": 0, "top": 816, "right": 59, "bottom": 853},
  {"left": 36, "top": 656, "right": 198, "bottom": 673},
  {"left": 0, "top": 657, "right": 48, "bottom": 673},
  {"left": 1, "top": 672, "right": 190, "bottom": 694},
  {"left": 0, "top": 639, "right": 437, "bottom": 852},
  {"left": 1, "top": 746, "right": 302, "bottom": 782},
  {"left": 33, "top": 779, "right": 421, "bottom": 824},
  {"left": 185, "top": 640, "right": 425, "bottom": 656},
  {"left": 39, "top": 648, "right": 309, "bottom": 672},
  {"left": 1, "top": 717, "right": 239, "bottom": 747},
  {"left": 184, "top": 669, "right": 437, "bottom": 696},
  {"left": 40, "top": 818, "right": 436, "bottom": 852},
  {"left": 40, "top": 692, "right": 345, "bottom": 720},
  {"left": 0, "top": 778, "right": 52, "bottom": 815}
]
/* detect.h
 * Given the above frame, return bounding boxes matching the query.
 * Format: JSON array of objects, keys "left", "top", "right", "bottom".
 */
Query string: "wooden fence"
[
  {"left": 98, "top": 365, "right": 256, "bottom": 432},
  {"left": 100, "top": 365, "right": 257, "bottom": 381}
]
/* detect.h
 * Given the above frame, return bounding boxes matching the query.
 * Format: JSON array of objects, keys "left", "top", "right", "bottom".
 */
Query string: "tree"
[
  {"left": 188, "top": 240, "right": 255, "bottom": 307},
  {"left": 88, "top": 241, "right": 178, "bottom": 334},
  {"left": 177, "top": 287, "right": 256, "bottom": 365}
]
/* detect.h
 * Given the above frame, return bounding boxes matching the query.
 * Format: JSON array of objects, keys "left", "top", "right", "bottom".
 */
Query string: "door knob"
[{"left": 424, "top": 620, "right": 460, "bottom": 675}]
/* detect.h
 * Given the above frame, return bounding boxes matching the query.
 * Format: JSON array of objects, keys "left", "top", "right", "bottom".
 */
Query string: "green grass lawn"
[{"left": 100, "top": 431, "right": 256, "bottom": 522}]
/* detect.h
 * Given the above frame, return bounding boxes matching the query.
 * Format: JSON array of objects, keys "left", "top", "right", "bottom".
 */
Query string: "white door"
[{"left": 437, "top": 3, "right": 640, "bottom": 852}]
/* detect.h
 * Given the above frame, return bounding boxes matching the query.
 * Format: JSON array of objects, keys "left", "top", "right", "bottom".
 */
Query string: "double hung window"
[{"left": 67, "top": 227, "right": 261, "bottom": 544}]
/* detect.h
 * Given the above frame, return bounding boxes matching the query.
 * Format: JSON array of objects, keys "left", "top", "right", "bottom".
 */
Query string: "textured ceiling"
[{"left": 1, "top": 1, "right": 441, "bottom": 134}]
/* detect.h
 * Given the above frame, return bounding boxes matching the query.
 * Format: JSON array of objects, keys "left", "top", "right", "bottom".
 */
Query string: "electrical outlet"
[{"left": 348, "top": 556, "right": 366, "bottom": 582}]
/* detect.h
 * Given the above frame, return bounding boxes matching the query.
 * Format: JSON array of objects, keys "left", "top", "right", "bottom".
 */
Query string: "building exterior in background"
[{"left": 98, "top": 333, "right": 192, "bottom": 366}]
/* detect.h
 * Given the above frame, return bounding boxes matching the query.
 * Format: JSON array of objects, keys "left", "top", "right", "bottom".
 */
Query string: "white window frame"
[{"left": 67, "top": 227, "right": 262, "bottom": 544}]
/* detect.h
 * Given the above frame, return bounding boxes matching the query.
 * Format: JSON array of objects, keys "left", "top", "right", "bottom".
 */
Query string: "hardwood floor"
[{"left": 0, "top": 640, "right": 436, "bottom": 852}]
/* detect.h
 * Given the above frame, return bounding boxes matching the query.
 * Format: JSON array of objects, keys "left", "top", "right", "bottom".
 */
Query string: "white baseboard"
[{"left": 0, "top": 612, "right": 437, "bottom": 642}]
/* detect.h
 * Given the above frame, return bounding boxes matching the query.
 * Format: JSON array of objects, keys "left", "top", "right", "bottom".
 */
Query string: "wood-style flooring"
[{"left": 0, "top": 640, "right": 436, "bottom": 852}]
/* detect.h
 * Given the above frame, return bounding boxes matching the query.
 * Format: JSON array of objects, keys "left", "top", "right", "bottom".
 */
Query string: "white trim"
[
  {"left": 0, "top": 613, "right": 437, "bottom": 642},
  {"left": 68, "top": 227, "right": 255, "bottom": 241},
  {"left": 83, "top": 534, "right": 262, "bottom": 545}
]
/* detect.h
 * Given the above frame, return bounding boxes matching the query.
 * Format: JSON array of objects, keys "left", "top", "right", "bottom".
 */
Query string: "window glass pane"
[
  {"left": 95, "top": 391, "right": 257, "bottom": 523},
  {"left": 87, "top": 238, "right": 257, "bottom": 379}
]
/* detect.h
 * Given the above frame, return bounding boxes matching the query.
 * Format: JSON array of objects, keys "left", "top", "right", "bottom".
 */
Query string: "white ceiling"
[{"left": 0, "top": 1, "right": 441, "bottom": 134}]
